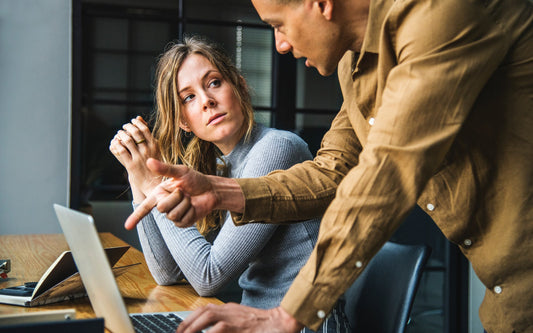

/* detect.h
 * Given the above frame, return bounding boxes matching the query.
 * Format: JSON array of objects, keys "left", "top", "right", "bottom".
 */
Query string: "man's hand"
[
  {"left": 176, "top": 304, "right": 304, "bottom": 333},
  {"left": 124, "top": 158, "right": 244, "bottom": 230}
]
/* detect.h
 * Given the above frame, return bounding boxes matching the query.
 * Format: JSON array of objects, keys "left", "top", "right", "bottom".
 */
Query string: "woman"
[{"left": 109, "top": 36, "right": 348, "bottom": 332}]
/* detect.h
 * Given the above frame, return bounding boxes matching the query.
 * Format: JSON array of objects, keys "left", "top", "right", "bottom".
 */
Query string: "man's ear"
[{"left": 315, "top": 0, "right": 333, "bottom": 20}]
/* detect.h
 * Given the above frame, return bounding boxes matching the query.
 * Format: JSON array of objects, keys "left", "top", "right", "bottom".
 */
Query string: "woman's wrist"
[
  {"left": 130, "top": 185, "right": 146, "bottom": 204},
  {"left": 129, "top": 175, "right": 161, "bottom": 197}
]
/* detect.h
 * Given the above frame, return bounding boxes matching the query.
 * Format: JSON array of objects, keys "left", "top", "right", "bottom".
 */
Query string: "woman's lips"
[{"left": 208, "top": 113, "right": 226, "bottom": 126}]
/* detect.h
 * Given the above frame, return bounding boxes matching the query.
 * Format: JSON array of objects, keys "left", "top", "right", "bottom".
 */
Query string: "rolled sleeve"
[
  {"left": 232, "top": 106, "right": 361, "bottom": 226},
  {"left": 231, "top": 177, "right": 273, "bottom": 224}
]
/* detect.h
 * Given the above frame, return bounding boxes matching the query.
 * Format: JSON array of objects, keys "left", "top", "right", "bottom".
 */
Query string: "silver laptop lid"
[{"left": 53, "top": 204, "right": 135, "bottom": 333}]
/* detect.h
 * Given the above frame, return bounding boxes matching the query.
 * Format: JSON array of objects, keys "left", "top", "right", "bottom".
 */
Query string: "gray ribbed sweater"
[{"left": 136, "top": 124, "right": 320, "bottom": 309}]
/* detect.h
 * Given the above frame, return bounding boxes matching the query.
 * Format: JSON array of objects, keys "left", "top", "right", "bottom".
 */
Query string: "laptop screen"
[{"left": 53, "top": 204, "right": 135, "bottom": 333}]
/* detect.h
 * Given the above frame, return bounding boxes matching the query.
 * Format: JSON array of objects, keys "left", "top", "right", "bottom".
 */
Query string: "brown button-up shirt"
[{"left": 234, "top": 0, "right": 533, "bottom": 331}]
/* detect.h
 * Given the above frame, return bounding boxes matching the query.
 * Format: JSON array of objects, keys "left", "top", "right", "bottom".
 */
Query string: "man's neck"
[{"left": 337, "top": 0, "right": 371, "bottom": 52}]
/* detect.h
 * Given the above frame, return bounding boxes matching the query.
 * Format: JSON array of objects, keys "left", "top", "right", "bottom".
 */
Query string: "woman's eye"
[
  {"left": 182, "top": 94, "right": 194, "bottom": 103},
  {"left": 209, "top": 79, "right": 221, "bottom": 88}
]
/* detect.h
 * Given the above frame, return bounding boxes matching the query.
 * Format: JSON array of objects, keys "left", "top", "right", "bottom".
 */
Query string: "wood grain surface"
[{"left": 0, "top": 233, "right": 222, "bottom": 322}]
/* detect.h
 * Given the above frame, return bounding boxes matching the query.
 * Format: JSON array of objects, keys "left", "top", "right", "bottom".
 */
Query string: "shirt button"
[
  {"left": 355, "top": 260, "right": 363, "bottom": 268},
  {"left": 426, "top": 203, "right": 435, "bottom": 211},
  {"left": 368, "top": 117, "right": 375, "bottom": 126},
  {"left": 463, "top": 239, "right": 472, "bottom": 247},
  {"left": 494, "top": 286, "right": 502, "bottom": 294},
  {"left": 317, "top": 310, "right": 326, "bottom": 319}
]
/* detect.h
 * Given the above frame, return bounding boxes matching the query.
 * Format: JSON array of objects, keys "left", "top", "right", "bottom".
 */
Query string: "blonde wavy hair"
[{"left": 152, "top": 36, "right": 255, "bottom": 235}]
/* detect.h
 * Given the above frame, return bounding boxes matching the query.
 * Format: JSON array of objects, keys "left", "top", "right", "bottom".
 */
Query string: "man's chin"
[
  {"left": 305, "top": 58, "right": 337, "bottom": 77},
  {"left": 316, "top": 65, "right": 337, "bottom": 77}
]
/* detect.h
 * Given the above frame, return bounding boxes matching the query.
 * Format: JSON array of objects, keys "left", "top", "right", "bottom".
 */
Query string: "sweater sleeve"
[
  {"left": 137, "top": 130, "right": 314, "bottom": 296},
  {"left": 136, "top": 208, "right": 185, "bottom": 285}
]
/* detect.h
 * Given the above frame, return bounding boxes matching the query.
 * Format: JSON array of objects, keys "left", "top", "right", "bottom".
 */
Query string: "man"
[{"left": 126, "top": 0, "right": 533, "bottom": 331}]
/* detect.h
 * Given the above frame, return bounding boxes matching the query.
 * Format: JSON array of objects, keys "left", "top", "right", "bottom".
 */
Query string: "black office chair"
[{"left": 343, "top": 241, "right": 431, "bottom": 333}]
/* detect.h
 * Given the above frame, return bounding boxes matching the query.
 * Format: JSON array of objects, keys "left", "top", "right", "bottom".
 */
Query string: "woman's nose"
[{"left": 202, "top": 94, "right": 217, "bottom": 110}]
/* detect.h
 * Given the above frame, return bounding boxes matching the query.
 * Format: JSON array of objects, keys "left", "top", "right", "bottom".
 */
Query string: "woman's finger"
[
  {"left": 131, "top": 116, "right": 153, "bottom": 140},
  {"left": 122, "top": 122, "right": 146, "bottom": 145},
  {"left": 110, "top": 136, "right": 131, "bottom": 162},
  {"left": 117, "top": 130, "right": 140, "bottom": 153}
]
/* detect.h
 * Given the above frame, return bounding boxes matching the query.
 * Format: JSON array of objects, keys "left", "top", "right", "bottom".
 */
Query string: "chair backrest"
[{"left": 343, "top": 241, "right": 431, "bottom": 333}]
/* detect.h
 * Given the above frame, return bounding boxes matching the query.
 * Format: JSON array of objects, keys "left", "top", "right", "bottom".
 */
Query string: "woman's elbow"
[
  {"left": 151, "top": 274, "right": 180, "bottom": 286},
  {"left": 190, "top": 282, "right": 222, "bottom": 297},
  {"left": 196, "top": 289, "right": 216, "bottom": 297},
  {"left": 150, "top": 270, "right": 184, "bottom": 286},
  {"left": 154, "top": 277, "right": 177, "bottom": 286}
]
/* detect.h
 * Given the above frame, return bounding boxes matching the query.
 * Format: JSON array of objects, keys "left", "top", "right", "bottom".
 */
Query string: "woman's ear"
[{"left": 179, "top": 121, "right": 191, "bottom": 132}]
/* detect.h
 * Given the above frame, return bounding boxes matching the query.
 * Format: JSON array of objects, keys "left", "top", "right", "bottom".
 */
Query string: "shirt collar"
[
  {"left": 352, "top": 0, "right": 395, "bottom": 73},
  {"left": 362, "top": 0, "right": 395, "bottom": 54}
]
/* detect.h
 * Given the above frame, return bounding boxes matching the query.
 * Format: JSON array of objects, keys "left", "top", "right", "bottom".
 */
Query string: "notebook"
[
  {"left": 53, "top": 204, "right": 195, "bottom": 333},
  {"left": 0, "top": 246, "right": 135, "bottom": 307}
]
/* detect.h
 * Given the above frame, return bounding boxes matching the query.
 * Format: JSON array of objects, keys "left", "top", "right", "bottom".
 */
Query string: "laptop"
[{"left": 53, "top": 204, "right": 195, "bottom": 333}]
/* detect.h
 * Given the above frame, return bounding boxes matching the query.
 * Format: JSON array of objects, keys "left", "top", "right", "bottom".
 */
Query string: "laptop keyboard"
[{"left": 130, "top": 313, "right": 183, "bottom": 333}]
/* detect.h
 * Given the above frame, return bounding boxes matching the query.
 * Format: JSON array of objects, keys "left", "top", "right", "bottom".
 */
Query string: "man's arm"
[
  {"left": 233, "top": 105, "right": 362, "bottom": 224},
  {"left": 124, "top": 158, "right": 245, "bottom": 230}
]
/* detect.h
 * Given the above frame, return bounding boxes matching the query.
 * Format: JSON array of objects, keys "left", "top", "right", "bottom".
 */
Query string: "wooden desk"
[{"left": 0, "top": 233, "right": 222, "bottom": 320}]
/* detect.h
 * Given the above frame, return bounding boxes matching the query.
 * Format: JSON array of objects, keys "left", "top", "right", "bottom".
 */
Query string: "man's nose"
[{"left": 274, "top": 30, "right": 291, "bottom": 54}]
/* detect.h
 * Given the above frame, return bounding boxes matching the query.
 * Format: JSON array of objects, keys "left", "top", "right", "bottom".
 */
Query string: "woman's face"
[{"left": 177, "top": 53, "right": 246, "bottom": 155}]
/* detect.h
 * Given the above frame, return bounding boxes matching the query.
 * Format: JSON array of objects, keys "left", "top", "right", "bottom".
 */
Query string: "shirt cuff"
[
  {"left": 280, "top": 274, "right": 340, "bottom": 331},
  {"left": 231, "top": 178, "right": 273, "bottom": 225}
]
